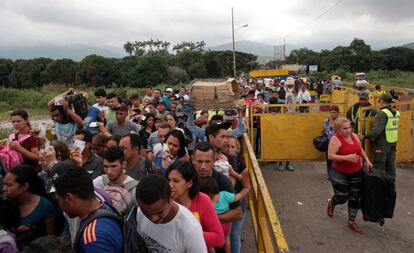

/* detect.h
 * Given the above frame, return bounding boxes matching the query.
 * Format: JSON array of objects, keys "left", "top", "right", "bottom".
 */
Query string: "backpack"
[
  {"left": 0, "top": 227, "right": 18, "bottom": 253},
  {"left": 0, "top": 133, "right": 32, "bottom": 171},
  {"left": 101, "top": 176, "right": 138, "bottom": 216},
  {"left": 64, "top": 93, "right": 88, "bottom": 121},
  {"left": 73, "top": 207, "right": 148, "bottom": 253}
]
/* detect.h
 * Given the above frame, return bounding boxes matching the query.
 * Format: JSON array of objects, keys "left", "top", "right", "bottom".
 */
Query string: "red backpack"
[{"left": 0, "top": 133, "right": 32, "bottom": 171}]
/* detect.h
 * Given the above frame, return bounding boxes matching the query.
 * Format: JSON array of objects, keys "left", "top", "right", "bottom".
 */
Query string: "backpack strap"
[
  {"left": 73, "top": 208, "right": 121, "bottom": 253},
  {"left": 145, "top": 158, "right": 152, "bottom": 175},
  {"left": 8, "top": 133, "right": 32, "bottom": 143},
  {"left": 123, "top": 180, "right": 139, "bottom": 191},
  {"left": 101, "top": 175, "right": 110, "bottom": 186}
]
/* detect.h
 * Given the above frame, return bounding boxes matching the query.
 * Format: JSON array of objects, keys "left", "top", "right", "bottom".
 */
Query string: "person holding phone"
[{"left": 153, "top": 130, "right": 189, "bottom": 175}]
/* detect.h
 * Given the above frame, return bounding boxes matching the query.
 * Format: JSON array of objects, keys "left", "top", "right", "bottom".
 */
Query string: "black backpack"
[
  {"left": 64, "top": 93, "right": 88, "bottom": 121},
  {"left": 73, "top": 207, "right": 148, "bottom": 253}
]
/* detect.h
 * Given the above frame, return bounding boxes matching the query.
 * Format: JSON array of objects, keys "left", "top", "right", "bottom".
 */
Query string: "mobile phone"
[
  {"left": 73, "top": 140, "right": 86, "bottom": 153},
  {"left": 89, "top": 122, "right": 98, "bottom": 128}
]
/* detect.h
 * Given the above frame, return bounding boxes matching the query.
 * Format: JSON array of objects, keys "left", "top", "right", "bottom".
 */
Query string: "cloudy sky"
[{"left": 1, "top": 0, "right": 413, "bottom": 50}]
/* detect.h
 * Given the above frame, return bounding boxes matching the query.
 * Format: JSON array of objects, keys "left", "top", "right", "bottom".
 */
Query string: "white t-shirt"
[
  {"left": 152, "top": 143, "right": 164, "bottom": 158},
  {"left": 297, "top": 90, "right": 312, "bottom": 104},
  {"left": 136, "top": 203, "right": 207, "bottom": 253},
  {"left": 92, "top": 103, "right": 109, "bottom": 112}
]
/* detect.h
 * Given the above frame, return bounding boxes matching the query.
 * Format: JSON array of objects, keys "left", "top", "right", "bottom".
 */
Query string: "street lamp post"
[{"left": 231, "top": 8, "right": 248, "bottom": 78}]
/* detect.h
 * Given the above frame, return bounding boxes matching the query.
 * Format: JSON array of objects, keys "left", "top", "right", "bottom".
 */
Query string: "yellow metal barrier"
[
  {"left": 248, "top": 103, "right": 346, "bottom": 161},
  {"left": 242, "top": 133, "right": 289, "bottom": 253}
]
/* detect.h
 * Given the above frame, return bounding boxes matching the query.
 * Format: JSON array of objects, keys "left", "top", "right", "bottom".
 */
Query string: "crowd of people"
[
  {"left": 0, "top": 85, "right": 252, "bottom": 253},
  {"left": 0, "top": 76, "right": 402, "bottom": 251}
]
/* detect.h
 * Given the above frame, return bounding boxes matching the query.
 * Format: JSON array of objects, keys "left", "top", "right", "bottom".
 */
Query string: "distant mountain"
[
  {"left": 0, "top": 44, "right": 126, "bottom": 61},
  {"left": 402, "top": 42, "right": 414, "bottom": 50},
  {"left": 209, "top": 40, "right": 298, "bottom": 63}
]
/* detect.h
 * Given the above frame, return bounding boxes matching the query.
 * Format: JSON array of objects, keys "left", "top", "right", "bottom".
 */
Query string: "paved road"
[{"left": 260, "top": 161, "right": 414, "bottom": 253}]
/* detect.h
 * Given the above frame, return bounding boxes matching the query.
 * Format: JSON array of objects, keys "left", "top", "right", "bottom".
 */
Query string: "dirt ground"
[{"left": 258, "top": 161, "right": 414, "bottom": 253}]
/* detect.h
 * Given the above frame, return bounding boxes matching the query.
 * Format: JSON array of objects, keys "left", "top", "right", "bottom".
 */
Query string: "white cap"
[{"left": 166, "top": 88, "right": 174, "bottom": 92}]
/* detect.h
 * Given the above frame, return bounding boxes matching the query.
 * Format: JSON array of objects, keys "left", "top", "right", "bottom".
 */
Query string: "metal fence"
[{"left": 242, "top": 133, "right": 289, "bottom": 252}]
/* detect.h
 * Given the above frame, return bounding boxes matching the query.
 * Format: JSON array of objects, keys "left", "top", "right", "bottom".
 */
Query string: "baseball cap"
[
  {"left": 380, "top": 93, "right": 393, "bottom": 103},
  {"left": 358, "top": 92, "right": 369, "bottom": 99},
  {"left": 205, "top": 121, "right": 233, "bottom": 140},
  {"left": 155, "top": 114, "right": 165, "bottom": 121},
  {"left": 166, "top": 88, "right": 174, "bottom": 92},
  {"left": 156, "top": 100, "right": 166, "bottom": 106}
]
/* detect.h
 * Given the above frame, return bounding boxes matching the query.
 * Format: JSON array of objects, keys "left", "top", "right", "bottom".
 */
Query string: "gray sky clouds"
[{"left": 1, "top": 0, "right": 413, "bottom": 50}]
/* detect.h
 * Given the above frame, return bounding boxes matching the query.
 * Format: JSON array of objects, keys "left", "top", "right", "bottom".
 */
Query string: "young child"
[
  {"left": 214, "top": 152, "right": 242, "bottom": 186},
  {"left": 199, "top": 177, "right": 249, "bottom": 253}
]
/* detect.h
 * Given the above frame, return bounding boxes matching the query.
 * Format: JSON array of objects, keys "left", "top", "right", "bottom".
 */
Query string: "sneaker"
[
  {"left": 348, "top": 221, "right": 363, "bottom": 234},
  {"left": 277, "top": 164, "right": 285, "bottom": 171},
  {"left": 326, "top": 199, "right": 334, "bottom": 217},
  {"left": 286, "top": 164, "right": 294, "bottom": 171}
]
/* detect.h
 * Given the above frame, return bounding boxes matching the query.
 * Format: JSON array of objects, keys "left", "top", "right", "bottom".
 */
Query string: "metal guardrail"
[{"left": 242, "top": 133, "right": 289, "bottom": 253}]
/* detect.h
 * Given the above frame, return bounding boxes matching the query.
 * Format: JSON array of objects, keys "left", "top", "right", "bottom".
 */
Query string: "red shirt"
[
  {"left": 14, "top": 132, "right": 38, "bottom": 168},
  {"left": 189, "top": 192, "right": 224, "bottom": 249},
  {"left": 332, "top": 133, "right": 362, "bottom": 174}
]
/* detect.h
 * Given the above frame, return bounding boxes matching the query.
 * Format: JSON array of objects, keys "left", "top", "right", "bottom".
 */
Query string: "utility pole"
[{"left": 232, "top": 8, "right": 236, "bottom": 78}]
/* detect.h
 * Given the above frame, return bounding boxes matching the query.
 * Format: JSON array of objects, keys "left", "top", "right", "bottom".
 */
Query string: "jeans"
[{"left": 230, "top": 199, "right": 247, "bottom": 253}]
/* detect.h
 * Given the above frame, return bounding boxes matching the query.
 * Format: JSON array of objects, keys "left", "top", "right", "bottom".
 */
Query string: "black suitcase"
[{"left": 361, "top": 169, "right": 396, "bottom": 222}]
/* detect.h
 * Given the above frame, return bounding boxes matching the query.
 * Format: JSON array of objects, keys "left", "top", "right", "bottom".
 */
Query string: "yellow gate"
[{"left": 248, "top": 103, "right": 347, "bottom": 161}]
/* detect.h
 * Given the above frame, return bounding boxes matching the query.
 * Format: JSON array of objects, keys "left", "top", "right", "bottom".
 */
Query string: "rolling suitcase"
[{"left": 361, "top": 169, "right": 396, "bottom": 223}]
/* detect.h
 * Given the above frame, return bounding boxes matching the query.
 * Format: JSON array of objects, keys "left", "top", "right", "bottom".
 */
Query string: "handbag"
[{"left": 313, "top": 131, "right": 329, "bottom": 152}]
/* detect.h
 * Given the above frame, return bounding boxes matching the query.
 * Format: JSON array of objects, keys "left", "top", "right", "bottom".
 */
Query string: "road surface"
[{"left": 259, "top": 161, "right": 414, "bottom": 253}]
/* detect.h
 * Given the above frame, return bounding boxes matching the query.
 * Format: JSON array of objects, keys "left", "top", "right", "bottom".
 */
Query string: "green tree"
[
  {"left": 381, "top": 47, "right": 414, "bottom": 71},
  {"left": 9, "top": 58, "right": 53, "bottom": 88},
  {"left": 45, "top": 58, "right": 76, "bottom": 85},
  {"left": 123, "top": 42, "right": 134, "bottom": 56},
  {"left": 167, "top": 66, "right": 188, "bottom": 85},
  {"left": 0, "top": 59, "right": 13, "bottom": 87},
  {"left": 76, "top": 55, "right": 120, "bottom": 86},
  {"left": 348, "top": 38, "right": 372, "bottom": 72},
  {"left": 286, "top": 48, "right": 320, "bottom": 65}
]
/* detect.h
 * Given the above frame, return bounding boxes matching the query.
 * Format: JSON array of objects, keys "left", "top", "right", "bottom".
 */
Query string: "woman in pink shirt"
[{"left": 166, "top": 160, "right": 224, "bottom": 250}]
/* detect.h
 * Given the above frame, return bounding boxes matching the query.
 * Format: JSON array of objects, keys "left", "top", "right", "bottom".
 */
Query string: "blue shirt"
[
  {"left": 79, "top": 203, "right": 123, "bottom": 253},
  {"left": 214, "top": 191, "right": 235, "bottom": 214},
  {"left": 323, "top": 117, "right": 335, "bottom": 140},
  {"left": 54, "top": 121, "right": 77, "bottom": 147},
  {"left": 18, "top": 196, "right": 57, "bottom": 246}
]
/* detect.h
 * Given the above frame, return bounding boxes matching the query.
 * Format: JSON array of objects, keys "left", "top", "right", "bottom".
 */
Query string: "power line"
[{"left": 284, "top": 0, "right": 345, "bottom": 39}]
